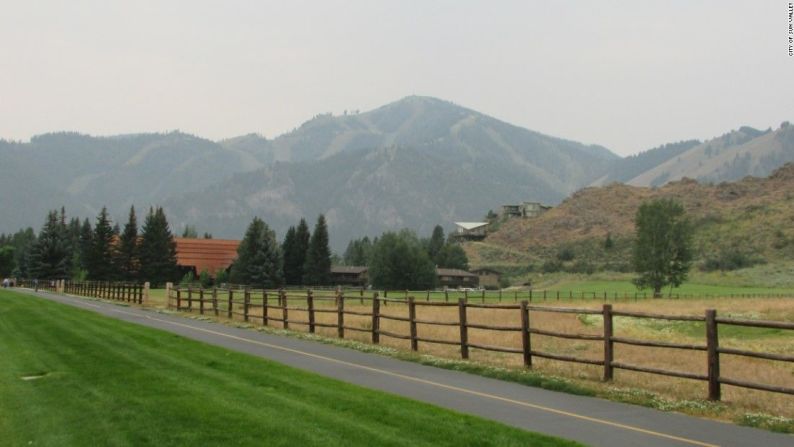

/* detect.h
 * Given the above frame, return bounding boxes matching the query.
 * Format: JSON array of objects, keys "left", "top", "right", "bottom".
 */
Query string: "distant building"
[
  {"left": 452, "top": 222, "right": 489, "bottom": 240},
  {"left": 436, "top": 268, "right": 479, "bottom": 289},
  {"left": 174, "top": 238, "right": 240, "bottom": 277},
  {"left": 502, "top": 201, "right": 551, "bottom": 219},
  {"left": 330, "top": 266, "right": 369, "bottom": 287},
  {"left": 470, "top": 268, "right": 502, "bottom": 289}
]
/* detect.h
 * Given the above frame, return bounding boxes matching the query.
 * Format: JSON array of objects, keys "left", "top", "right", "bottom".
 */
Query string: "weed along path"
[{"left": 22, "top": 289, "right": 793, "bottom": 447}]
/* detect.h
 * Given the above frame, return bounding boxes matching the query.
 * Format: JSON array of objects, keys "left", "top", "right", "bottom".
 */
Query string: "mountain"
[
  {"left": 590, "top": 139, "right": 701, "bottom": 186},
  {"left": 466, "top": 163, "right": 794, "bottom": 270},
  {"left": 613, "top": 123, "right": 794, "bottom": 187},
  {"left": 0, "top": 131, "right": 269, "bottom": 231},
  {"left": 0, "top": 97, "right": 617, "bottom": 249},
  {"left": 163, "top": 96, "right": 619, "bottom": 250}
]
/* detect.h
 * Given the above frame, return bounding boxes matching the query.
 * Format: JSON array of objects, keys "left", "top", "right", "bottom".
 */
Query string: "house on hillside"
[
  {"left": 330, "top": 266, "right": 369, "bottom": 287},
  {"left": 452, "top": 222, "right": 488, "bottom": 241},
  {"left": 470, "top": 268, "right": 502, "bottom": 289},
  {"left": 436, "top": 268, "right": 479, "bottom": 289},
  {"left": 502, "top": 201, "right": 551, "bottom": 219},
  {"left": 174, "top": 238, "right": 240, "bottom": 278}
]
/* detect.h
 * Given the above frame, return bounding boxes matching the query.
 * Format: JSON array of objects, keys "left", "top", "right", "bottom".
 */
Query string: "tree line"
[
  {"left": 342, "top": 225, "right": 469, "bottom": 290},
  {"left": 0, "top": 206, "right": 178, "bottom": 286}
]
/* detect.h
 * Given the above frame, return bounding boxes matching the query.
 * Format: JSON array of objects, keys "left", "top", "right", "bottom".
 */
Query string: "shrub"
[{"left": 556, "top": 247, "right": 575, "bottom": 262}]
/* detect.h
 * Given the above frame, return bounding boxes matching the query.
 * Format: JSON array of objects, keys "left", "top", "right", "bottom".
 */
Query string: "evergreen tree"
[
  {"left": 632, "top": 199, "right": 693, "bottom": 297},
  {"left": 369, "top": 230, "right": 436, "bottom": 290},
  {"left": 78, "top": 218, "right": 93, "bottom": 270},
  {"left": 181, "top": 225, "right": 198, "bottom": 238},
  {"left": 303, "top": 215, "right": 331, "bottom": 286},
  {"left": 0, "top": 246, "right": 15, "bottom": 277},
  {"left": 139, "top": 207, "right": 179, "bottom": 286},
  {"left": 435, "top": 242, "right": 469, "bottom": 270},
  {"left": 87, "top": 207, "right": 118, "bottom": 280},
  {"left": 427, "top": 225, "right": 445, "bottom": 263},
  {"left": 229, "top": 217, "right": 283, "bottom": 287},
  {"left": 343, "top": 236, "right": 372, "bottom": 266},
  {"left": 283, "top": 219, "right": 310, "bottom": 285},
  {"left": 9, "top": 227, "right": 36, "bottom": 278},
  {"left": 116, "top": 206, "right": 140, "bottom": 281},
  {"left": 29, "top": 211, "right": 71, "bottom": 279}
]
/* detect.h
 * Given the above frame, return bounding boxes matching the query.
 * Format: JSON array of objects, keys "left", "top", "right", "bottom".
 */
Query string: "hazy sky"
[{"left": 1, "top": 1, "right": 792, "bottom": 156}]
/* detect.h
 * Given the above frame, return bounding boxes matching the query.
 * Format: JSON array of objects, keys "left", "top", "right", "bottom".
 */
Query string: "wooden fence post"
[
  {"left": 520, "top": 300, "right": 531, "bottom": 367},
  {"left": 262, "top": 290, "right": 268, "bottom": 326},
  {"left": 337, "top": 290, "right": 345, "bottom": 339},
  {"left": 143, "top": 282, "right": 150, "bottom": 304},
  {"left": 176, "top": 288, "right": 181, "bottom": 310},
  {"left": 212, "top": 287, "right": 219, "bottom": 317},
  {"left": 458, "top": 298, "right": 469, "bottom": 360},
  {"left": 408, "top": 297, "right": 418, "bottom": 351},
  {"left": 243, "top": 287, "right": 250, "bottom": 322},
  {"left": 199, "top": 288, "right": 205, "bottom": 315},
  {"left": 227, "top": 289, "right": 233, "bottom": 319},
  {"left": 307, "top": 290, "right": 315, "bottom": 333},
  {"left": 603, "top": 304, "right": 614, "bottom": 381},
  {"left": 371, "top": 293, "right": 380, "bottom": 344},
  {"left": 187, "top": 287, "right": 193, "bottom": 311},
  {"left": 706, "top": 309, "right": 721, "bottom": 401},
  {"left": 281, "top": 289, "right": 289, "bottom": 329}
]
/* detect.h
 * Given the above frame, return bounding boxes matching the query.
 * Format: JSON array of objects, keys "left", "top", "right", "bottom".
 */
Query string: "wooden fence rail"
[{"left": 162, "top": 286, "right": 794, "bottom": 401}]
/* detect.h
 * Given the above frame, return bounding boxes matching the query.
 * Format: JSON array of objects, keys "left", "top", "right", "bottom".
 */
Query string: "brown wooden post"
[
  {"left": 464, "top": 289, "right": 468, "bottom": 302},
  {"left": 337, "top": 290, "right": 345, "bottom": 339},
  {"left": 458, "top": 298, "right": 469, "bottom": 359},
  {"left": 445, "top": 289, "right": 449, "bottom": 302},
  {"left": 706, "top": 309, "right": 721, "bottom": 401},
  {"left": 498, "top": 289, "right": 502, "bottom": 301},
  {"left": 243, "top": 287, "right": 250, "bottom": 322},
  {"left": 371, "top": 293, "right": 380, "bottom": 344},
  {"left": 227, "top": 289, "right": 233, "bottom": 319},
  {"left": 603, "top": 304, "right": 614, "bottom": 381},
  {"left": 529, "top": 289, "right": 533, "bottom": 301},
  {"left": 307, "top": 290, "right": 315, "bottom": 333},
  {"left": 426, "top": 290, "right": 430, "bottom": 301},
  {"left": 187, "top": 287, "right": 193, "bottom": 311},
  {"left": 199, "top": 288, "right": 205, "bottom": 314},
  {"left": 481, "top": 289, "right": 485, "bottom": 303},
  {"left": 212, "top": 288, "right": 219, "bottom": 317},
  {"left": 408, "top": 297, "right": 418, "bottom": 351},
  {"left": 520, "top": 300, "right": 531, "bottom": 367},
  {"left": 262, "top": 290, "right": 268, "bottom": 326},
  {"left": 281, "top": 289, "right": 289, "bottom": 329}
]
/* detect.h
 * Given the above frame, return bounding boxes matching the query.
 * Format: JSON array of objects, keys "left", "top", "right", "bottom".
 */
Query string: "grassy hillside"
[
  {"left": 0, "top": 290, "right": 578, "bottom": 447},
  {"left": 467, "top": 163, "right": 794, "bottom": 274}
]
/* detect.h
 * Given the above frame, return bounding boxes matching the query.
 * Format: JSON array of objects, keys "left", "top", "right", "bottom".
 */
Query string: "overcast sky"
[{"left": 1, "top": 1, "right": 792, "bottom": 156}]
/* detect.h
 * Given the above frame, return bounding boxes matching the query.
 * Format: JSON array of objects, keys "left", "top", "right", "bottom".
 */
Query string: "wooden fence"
[
  {"left": 64, "top": 281, "right": 145, "bottom": 304},
  {"left": 167, "top": 286, "right": 794, "bottom": 402}
]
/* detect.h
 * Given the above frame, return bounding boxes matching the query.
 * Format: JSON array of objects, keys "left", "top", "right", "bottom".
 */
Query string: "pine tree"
[
  {"left": 281, "top": 226, "right": 298, "bottom": 284},
  {"left": 283, "top": 219, "right": 310, "bottom": 285},
  {"left": 116, "top": 205, "right": 140, "bottom": 281},
  {"left": 303, "top": 215, "right": 331, "bottom": 286},
  {"left": 229, "top": 217, "right": 283, "bottom": 287},
  {"left": 29, "top": 210, "right": 71, "bottom": 279},
  {"left": 87, "top": 207, "right": 118, "bottom": 280},
  {"left": 78, "top": 218, "right": 93, "bottom": 271},
  {"left": 139, "top": 207, "right": 179, "bottom": 286},
  {"left": 427, "top": 225, "right": 445, "bottom": 263}
]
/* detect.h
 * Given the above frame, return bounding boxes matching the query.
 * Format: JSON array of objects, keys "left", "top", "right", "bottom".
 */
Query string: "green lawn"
[{"left": 0, "top": 290, "right": 580, "bottom": 447}]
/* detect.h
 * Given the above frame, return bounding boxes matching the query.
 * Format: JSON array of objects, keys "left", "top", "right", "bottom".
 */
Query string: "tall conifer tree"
[
  {"left": 87, "top": 207, "right": 118, "bottom": 280},
  {"left": 116, "top": 206, "right": 140, "bottom": 281},
  {"left": 139, "top": 207, "right": 179, "bottom": 286},
  {"left": 29, "top": 210, "right": 71, "bottom": 279},
  {"left": 230, "top": 217, "right": 283, "bottom": 287},
  {"left": 303, "top": 215, "right": 331, "bottom": 286}
]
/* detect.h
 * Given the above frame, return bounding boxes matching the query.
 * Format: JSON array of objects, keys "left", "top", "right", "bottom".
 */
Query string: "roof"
[
  {"left": 330, "top": 266, "right": 369, "bottom": 274},
  {"left": 454, "top": 222, "right": 488, "bottom": 231},
  {"left": 436, "top": 268, "right": 477, "bottom": 278},
  {"left": 174, "top": 238, "right": 240, "bottom": 274}
]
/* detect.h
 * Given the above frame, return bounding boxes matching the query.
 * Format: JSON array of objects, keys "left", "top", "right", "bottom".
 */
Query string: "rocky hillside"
[{"left": 468, "top": 163, "right": 794, "bottom": 269}]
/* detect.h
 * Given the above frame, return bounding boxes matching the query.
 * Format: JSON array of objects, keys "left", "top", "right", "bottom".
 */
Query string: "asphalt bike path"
[{"left": 22, "top": 290, "right": 793, "bottom": 447}]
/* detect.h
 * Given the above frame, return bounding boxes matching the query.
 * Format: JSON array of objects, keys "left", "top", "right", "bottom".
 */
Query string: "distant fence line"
[
  {"left": 176, "top": 283, "right": 794, "bottom": 303},
  {"left": 161, "top": 285, "right": 794, "bottom": 401}
]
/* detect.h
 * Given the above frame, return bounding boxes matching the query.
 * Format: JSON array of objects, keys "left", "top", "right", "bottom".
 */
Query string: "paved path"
[{"left": 22, "top": 290, "right": 793, "bottom": 447}]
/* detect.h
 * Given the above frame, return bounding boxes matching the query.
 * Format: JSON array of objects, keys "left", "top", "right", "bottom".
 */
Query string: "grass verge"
[{"left": 0, "top": 289, "right": 580, "bottom": 447}]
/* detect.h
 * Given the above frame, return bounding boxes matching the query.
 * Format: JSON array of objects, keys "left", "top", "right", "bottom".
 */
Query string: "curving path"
[{"left": 23, "top": 289, "right": 793, "bottom": 447}]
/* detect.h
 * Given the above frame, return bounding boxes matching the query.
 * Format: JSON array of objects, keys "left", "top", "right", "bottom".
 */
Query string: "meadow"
[{"left": 0, "top": 289, "right": 578, "bottom": 447}]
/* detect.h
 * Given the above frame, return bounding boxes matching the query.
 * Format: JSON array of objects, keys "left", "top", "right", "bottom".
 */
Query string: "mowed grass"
[{"left": 0, "top": 290, "right": 580, "bottom": 447}]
